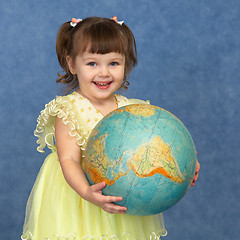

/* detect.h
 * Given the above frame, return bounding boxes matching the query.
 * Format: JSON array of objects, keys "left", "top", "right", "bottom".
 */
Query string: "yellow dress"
[{"left": 21, "top": 92, "right": 167, "bottom": 240}]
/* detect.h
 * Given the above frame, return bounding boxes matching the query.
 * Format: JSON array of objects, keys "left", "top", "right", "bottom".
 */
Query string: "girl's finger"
[
  {"left": 91, "top": 182, "right": 106, "bottom": 191},
  {"left": 104, "top": 203, "right": 127, "bottom": 213},
  {"left": 104, "top": 195, "right": 123, "bottom": 203}
]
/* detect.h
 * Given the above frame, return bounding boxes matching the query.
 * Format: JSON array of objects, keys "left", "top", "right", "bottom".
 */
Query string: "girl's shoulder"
[
  {"left": 127, "top": 98, "right": 150, "bottom": 105},
  {"left": 113, "top": 93, "right": 150, "bottom": 106},
  {"left": 116, "top": 93, "right": 150, "bottom": 106}
]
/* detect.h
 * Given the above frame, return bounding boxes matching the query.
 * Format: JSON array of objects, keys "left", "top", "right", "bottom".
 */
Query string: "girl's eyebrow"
[
  {"left": 110, "top": 56, "right": 125, "bottom": 61},
  {"left": 82, "top": 57, "right": 97, "bottom": 61},
  {"left": 82, "top": 57, "right": 124, "bottom": 62}
]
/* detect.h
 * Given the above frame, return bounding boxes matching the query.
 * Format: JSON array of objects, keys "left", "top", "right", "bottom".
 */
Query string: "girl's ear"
[{"left": 66, "top": 56, "right": 75, "bottom": 74}]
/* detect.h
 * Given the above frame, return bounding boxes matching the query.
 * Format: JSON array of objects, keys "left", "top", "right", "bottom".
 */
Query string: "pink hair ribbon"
[
  {"left": 112, "top": 16, "right": 124, "bottom": 25},
  {"left": 70, "top": 18, "right": 82, "bottom": 27}
]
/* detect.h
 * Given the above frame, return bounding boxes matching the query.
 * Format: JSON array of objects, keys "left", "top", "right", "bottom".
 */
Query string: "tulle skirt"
[{"left": 21, "top": 152, "right": 167, "bottom": 240}]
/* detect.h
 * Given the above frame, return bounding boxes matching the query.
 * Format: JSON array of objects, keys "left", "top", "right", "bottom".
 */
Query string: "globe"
[{"left": 84, "top": 104, "right": 197, "bottom": 216}]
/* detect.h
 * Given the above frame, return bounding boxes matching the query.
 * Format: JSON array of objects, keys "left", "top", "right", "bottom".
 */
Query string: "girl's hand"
[
  {"left": 191, "top": 160, "right": 200, "bottom": 186},
  {"left": 85, "top": 182, "right": 127, "bottom": 214}
]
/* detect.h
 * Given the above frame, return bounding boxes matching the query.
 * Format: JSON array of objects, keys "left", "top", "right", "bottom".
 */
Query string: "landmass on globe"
[
  {"left": 85, "top": 132, "right": 186, "bottom": 186},
  {"left": 127, "top": 136, "right": 186, "bottom": 183}
]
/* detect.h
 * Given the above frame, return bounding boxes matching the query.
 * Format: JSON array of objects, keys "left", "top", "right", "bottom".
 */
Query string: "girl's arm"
[{"left": 55, "top": 116, "right": 127, "bottom": 214}]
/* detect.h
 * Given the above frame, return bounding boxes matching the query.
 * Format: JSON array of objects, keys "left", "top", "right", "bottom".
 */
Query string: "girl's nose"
[{"left": 98, "top": 66, "right": 110, "bottom": 77}]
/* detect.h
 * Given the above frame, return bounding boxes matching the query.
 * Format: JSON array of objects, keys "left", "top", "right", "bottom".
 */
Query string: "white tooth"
[{"left": 98, "top": 82, "right": 108, "bottom": 86}]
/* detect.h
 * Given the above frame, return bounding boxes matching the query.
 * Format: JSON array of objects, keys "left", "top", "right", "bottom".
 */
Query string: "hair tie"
[
  {"left": 112, "top": 16, "right": 124, "bottom": 25},
  {"left": 70, "top": 17, "right": 124, "bottom": 27},
  {"left": 70, "top": 18, "right": 82, "bottom": 27}
]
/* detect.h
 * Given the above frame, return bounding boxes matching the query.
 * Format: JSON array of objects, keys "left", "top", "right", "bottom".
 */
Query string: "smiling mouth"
[{"left": 93, "top": 81, "right": 113, "bottom": 87}]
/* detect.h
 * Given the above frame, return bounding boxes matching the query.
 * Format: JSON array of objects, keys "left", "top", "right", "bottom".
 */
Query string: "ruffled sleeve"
[{"left": 34, "top": 96, "right": 89, "bottom": 153}]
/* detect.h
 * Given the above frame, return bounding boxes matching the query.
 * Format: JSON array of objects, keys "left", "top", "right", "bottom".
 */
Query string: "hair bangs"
[{"left": 74, "top": 21, "right": 127, "bottom": 56}]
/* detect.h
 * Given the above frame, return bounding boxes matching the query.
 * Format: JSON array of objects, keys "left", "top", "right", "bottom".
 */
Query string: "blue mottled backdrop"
[{"left": 0, "top": 0, "right": 239, "bottom": 239}]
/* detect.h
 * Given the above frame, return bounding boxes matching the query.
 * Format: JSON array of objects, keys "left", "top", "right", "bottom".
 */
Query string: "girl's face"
[{"left": 68, "top": 51, "right": 125, "bottom": 103}]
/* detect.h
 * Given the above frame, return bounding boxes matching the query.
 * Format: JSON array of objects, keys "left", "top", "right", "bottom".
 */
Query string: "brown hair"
[{"left": 56, "top": 17, "right": 137, "bottom": 94}]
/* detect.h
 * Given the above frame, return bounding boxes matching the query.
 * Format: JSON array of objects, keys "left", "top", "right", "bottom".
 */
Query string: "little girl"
[{"left": 21, "top": 16, "right": 200, "bottom": 240}]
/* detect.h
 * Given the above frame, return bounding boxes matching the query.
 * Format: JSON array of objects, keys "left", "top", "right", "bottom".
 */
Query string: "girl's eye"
[
  {"left": 110, "top": 62, "right": 119, "bottom": 66},
  {"left": 88, "top": 62, "right": 96, "bottom": 66}
]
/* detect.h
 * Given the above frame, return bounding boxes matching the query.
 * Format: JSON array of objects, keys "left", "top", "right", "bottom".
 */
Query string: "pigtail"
[
  {"left": 56, "top": 22, "right": 79, "bottom": 94},
  {"left": 120, "top": 23, "right": 138, "bottom": 89},
  {"left": 122, "top": 23, "right": 137, "bottom": 69}
]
